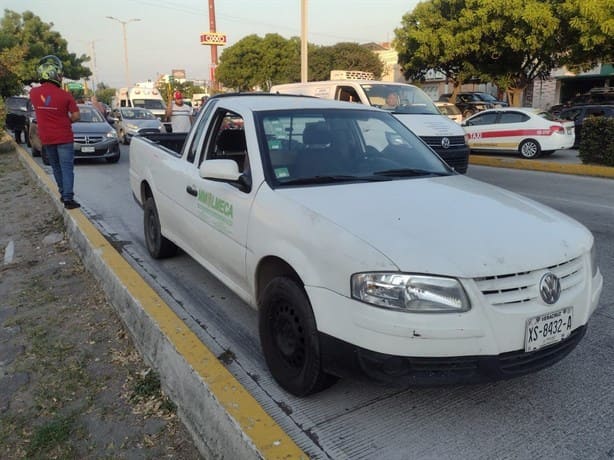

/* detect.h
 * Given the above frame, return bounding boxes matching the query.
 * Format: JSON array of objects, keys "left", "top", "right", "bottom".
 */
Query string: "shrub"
[{"left": 578, "top": 117, "right": 614, "bottom": 166}]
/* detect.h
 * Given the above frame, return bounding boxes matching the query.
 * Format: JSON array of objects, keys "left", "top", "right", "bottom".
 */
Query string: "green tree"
[
  {"left": 216, "top": 35, "right": 384, "bottom": 90},
  {"left": 0, "top": 9, "right": 91, "bottom": 97},
  {"left": 560, "top": 0, "right": 614, "bottom": 70},
  {"left": 310, "top": 42, "right": 383, "bottom": 81},
  {"left": 94, "top": 82, "right": 116, "bottom": 106},
  {"left": 394, "top": 0, "right": 479, "bottom": 104},
  {"left": 394, "top": 0, "right": 614, "bottom": 107},
  {"left": 216, "top": 34, "right": 266, "bottom": 91}
]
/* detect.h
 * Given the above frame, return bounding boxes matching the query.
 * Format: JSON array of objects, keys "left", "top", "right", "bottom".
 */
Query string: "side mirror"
[{"left": 199, "top": 159, "right": 251, "bottom": 192}]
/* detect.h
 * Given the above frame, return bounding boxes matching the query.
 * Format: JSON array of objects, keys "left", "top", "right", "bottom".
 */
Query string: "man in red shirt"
[{"left": 30, "top": 55, "right": 81, "bottom": 209}]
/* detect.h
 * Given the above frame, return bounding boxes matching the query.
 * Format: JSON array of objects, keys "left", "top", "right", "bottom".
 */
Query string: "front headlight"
[
  {"left": 125, "top": 123, "right": 138, "bottom": 132},
  {"left": 106, "top": 130, "right": 118, "bottom": 139},
  {"left": 351, "top": 273, "right": 471, "bottom": 313}
]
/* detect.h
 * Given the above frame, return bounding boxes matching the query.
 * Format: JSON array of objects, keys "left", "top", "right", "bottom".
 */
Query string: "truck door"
[{"left": 184, "top": 108, "right": 254, "bottom": 297}]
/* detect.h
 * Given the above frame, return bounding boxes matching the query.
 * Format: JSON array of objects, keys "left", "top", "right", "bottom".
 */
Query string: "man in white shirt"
[{"left": 165, "top": 90, "right": 193, "bottom": 133}]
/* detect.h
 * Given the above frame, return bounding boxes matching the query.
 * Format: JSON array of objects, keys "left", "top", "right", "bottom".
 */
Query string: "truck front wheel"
[
  {"left": 259, "top": 277, "right": 337, "bottom": 396},
  {"left": 144, "top": 197, "right": 177, "bottom": 258}
]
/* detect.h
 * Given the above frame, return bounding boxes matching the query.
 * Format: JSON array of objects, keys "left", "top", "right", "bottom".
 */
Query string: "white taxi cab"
[{"left": 462, "top": 107, "right": 575, "bottom": 158}]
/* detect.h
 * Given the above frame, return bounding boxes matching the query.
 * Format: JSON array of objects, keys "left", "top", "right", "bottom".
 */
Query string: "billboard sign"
[{"left": 200, "top": 32, "right": 227, "bottom": 46}]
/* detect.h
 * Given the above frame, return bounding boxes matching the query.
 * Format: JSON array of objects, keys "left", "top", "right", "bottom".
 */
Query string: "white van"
[{"left": 271, "top": 80, "right": 470, "bottom": 173}]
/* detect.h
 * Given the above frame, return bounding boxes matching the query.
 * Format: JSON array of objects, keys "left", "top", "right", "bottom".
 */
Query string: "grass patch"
[
  {"left": 131, "top": 368, "right": 162, "bottom": 400},
  {"left": 130, "top": 369, "right": 177, "bottom": 415},
  {"left": 26, "top": 413, "right": 77, "bottom": 457}
]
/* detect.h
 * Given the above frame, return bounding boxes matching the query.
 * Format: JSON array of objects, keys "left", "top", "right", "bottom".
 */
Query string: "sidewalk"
[
  {"left": 469, "top": 148, "right": 614, "bottom": 178},
  {"left": 0, "top": 139, "right": 202, "bottom": 459}
]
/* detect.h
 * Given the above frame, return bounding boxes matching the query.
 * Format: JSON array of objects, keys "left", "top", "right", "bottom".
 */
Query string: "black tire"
[
  {"left": 106, "top": 153, "right": 120, "bottom": 163},
  {"left": 143, "top": 197, "right": 177, "bottom": 259},
  {"left": 259, "top": 277, "right": 337, "bottom": 396},
  {"left": 519, "top": 139, "right": 541, "bottom": 159}
]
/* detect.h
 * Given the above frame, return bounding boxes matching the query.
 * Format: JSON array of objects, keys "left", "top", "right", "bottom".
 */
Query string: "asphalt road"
[{"left": 28, "top": 145, "right": 614, "bottom": 459}]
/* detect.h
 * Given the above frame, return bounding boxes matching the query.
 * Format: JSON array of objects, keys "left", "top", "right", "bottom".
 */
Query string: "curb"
[
  {"left": 13, "top": 141, "right": 307, "bottom": 460},
  {"left": 469, "top": 155, "right": 614, "bottom": 178}
]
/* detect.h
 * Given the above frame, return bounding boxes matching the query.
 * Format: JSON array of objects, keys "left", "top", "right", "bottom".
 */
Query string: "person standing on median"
[
  {"left": 165, "top": 90, "right": 193, "bottom": 133},
  {"left": 29, "top": 55, "right": 81, "bottom": 209}
]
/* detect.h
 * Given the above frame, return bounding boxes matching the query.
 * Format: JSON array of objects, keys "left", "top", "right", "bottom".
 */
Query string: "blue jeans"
[{"left": 44, "top": 143, "right": 75, "bottom": 201}]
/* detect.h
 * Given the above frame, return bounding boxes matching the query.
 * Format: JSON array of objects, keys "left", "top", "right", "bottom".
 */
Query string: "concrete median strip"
[
  {"left": 15, "top": 145, "right": 308, "bottom": 460},
  {"left": 469, "top": 154, "right": 614, "bottom": 178}
]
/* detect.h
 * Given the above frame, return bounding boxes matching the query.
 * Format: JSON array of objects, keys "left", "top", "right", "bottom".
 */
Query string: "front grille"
[
  {"left": 420, "top": 135, "right": 466, "bottom": 148},
  {"left": 474, "top": 256, "right": 584, "bottom": 307},
  {"left": 74, "top": 135, "right": 104, "bottom": 144}
]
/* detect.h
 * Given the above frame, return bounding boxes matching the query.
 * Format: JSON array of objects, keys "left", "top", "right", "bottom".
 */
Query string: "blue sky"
[{"left": 4, "top": 0, "right": 419, "bottom": 89}]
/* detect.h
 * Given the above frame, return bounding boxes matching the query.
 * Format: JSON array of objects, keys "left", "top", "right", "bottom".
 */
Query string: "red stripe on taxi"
[{"left": 475, "top": 127, "right": 564, "bottom": 138}]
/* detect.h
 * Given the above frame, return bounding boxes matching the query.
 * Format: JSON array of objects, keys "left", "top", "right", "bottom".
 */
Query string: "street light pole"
[
  {"left": 106, "top": 16, "right": 141, "bottom": 87},
  {"left": 300, "top": 0, "right": 308, "bottom": 83}
]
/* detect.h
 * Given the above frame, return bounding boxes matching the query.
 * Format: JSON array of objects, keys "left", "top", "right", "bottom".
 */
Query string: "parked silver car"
[{"left": 110, "top": 107, "right": 165, "bottom": 144}]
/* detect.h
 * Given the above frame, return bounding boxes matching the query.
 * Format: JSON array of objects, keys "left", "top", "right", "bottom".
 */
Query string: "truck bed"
[{"left": 141, "top": 132, "right": 188, "bottom": 155}]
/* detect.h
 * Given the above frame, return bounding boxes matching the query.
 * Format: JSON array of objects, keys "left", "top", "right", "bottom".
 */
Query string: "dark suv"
[
  {"left": 559, "top": 104, "right": 614, "bottom": 148},
  {"left": 5, "top": 96, "right": 29, "bottom": 143},
  {"left": 439, "top": 92, "right": 508, "bottom": 118}
]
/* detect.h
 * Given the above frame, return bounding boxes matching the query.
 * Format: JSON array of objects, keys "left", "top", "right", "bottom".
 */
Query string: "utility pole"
[
  {"left": 301, "top": 0, "right": 308, "bottom": 83},
  {"left": 106, "top": 16, "right": 141, "bottom": 87},
  {"left": 208, "top": 0, "right": 218, "bottom": 90},
  {"left": 89, "top": 40, "right": 99, "bottom": 92}
]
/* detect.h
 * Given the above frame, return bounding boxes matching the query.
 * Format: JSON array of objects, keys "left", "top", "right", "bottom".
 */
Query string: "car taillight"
[{"left": 550, "top": 125, "right": 565, "bottom": 134}]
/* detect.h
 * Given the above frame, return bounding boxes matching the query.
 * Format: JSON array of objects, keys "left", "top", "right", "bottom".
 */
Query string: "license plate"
[
  {"left": 81, "top": 146, "right": 95, "bottom": 153},
  {"left": 525, "top": 307, "right": 573, "bottom": 352}
]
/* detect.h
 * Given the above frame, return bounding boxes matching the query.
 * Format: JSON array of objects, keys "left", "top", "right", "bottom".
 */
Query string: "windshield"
[
  {"left": 132, "top": 99, "right": 166, "bottom": 110},
  {"left": 363, "top": 84, "right": 440, "bottom": 115},
  {"left": 121, "top": 108, "right": 156, "bottom": 120},
  {"left": 78, "top": 106, "right": 104, "bottom": 123},
  {"left": 257, "top": 109, "right": 451, "bottom": 187}
]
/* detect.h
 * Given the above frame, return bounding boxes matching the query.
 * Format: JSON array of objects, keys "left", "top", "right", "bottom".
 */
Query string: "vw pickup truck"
[{"left": 129, "top": 93, "right": 603, "bottom": 396}]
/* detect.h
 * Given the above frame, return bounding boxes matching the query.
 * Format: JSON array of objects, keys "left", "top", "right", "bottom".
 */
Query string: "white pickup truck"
[{"left": 129, "top": 94, "right": 603, "bottom": 396}]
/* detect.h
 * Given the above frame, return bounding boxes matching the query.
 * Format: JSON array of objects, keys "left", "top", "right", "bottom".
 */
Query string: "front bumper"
[
  {"left": 320, "top": 326, "right": 586, "bottom": 385},
  {"left": 307, "top": 256, "right": 602, "bottom": 384},
  {"left": 74, "top": 139, "right": 120, "bottom": 159}
]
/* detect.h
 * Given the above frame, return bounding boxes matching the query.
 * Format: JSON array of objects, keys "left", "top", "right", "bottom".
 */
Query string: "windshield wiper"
[
  {"left": 373, "top": 168, "right": 450, "bottom": 177},
  {"left": 282, "top": 175, "right": 392, "bottom": 185}
]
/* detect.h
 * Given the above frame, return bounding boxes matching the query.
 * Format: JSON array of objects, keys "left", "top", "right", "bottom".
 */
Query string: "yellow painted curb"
[
  {"left": 14, "top": 142, "right": 307, "bottom": 460},
  {"left": 469, "top": 155, "right": 614, "bottom": 179}
]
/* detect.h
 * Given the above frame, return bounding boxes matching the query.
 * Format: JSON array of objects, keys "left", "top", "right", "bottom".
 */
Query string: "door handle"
[{"left": 186, "top": 185, "right": 197, "bottom": 197}]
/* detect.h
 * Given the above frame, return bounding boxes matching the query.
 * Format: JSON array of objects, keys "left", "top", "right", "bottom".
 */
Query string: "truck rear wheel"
[
  {"left": 144, "top": 197, "right": 177, "bottom": 258},
  {"left": 259, "top": 277, "right": 337, "bottom": 396}
]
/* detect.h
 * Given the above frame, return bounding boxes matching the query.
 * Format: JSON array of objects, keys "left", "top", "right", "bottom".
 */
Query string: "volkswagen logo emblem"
[
  {"left": 539, "top": 272, "right": 561, "bottom": 305},
  {"left": 441, "top": 137, "right": 450, "bottom": 149}
]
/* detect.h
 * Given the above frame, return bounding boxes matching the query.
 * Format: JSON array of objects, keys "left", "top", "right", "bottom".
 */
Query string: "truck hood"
[
  {"left": 278, "top": 175, "right": 591, "bottom": 278},
  {"left": 393, "top": 113, "right": 463, "bottom": 136}
]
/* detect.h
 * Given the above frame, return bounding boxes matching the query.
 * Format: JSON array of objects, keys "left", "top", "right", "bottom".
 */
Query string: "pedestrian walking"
[
  {"left": 29, "top": 55, "right": 81, "bottom": 209},
  {"left": 165, "top": 90, "right": 193, "bottom": 133}
]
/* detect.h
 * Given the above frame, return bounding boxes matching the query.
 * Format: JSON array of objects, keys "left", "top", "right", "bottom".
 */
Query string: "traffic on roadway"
[{"left": 15, "top": 99, "right": 614, "bottom": 458}]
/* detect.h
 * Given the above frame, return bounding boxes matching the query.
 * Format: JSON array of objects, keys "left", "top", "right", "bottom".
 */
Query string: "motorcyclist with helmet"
[{"left": 29, "top": 55, "right": 81, "bottom": 209}]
